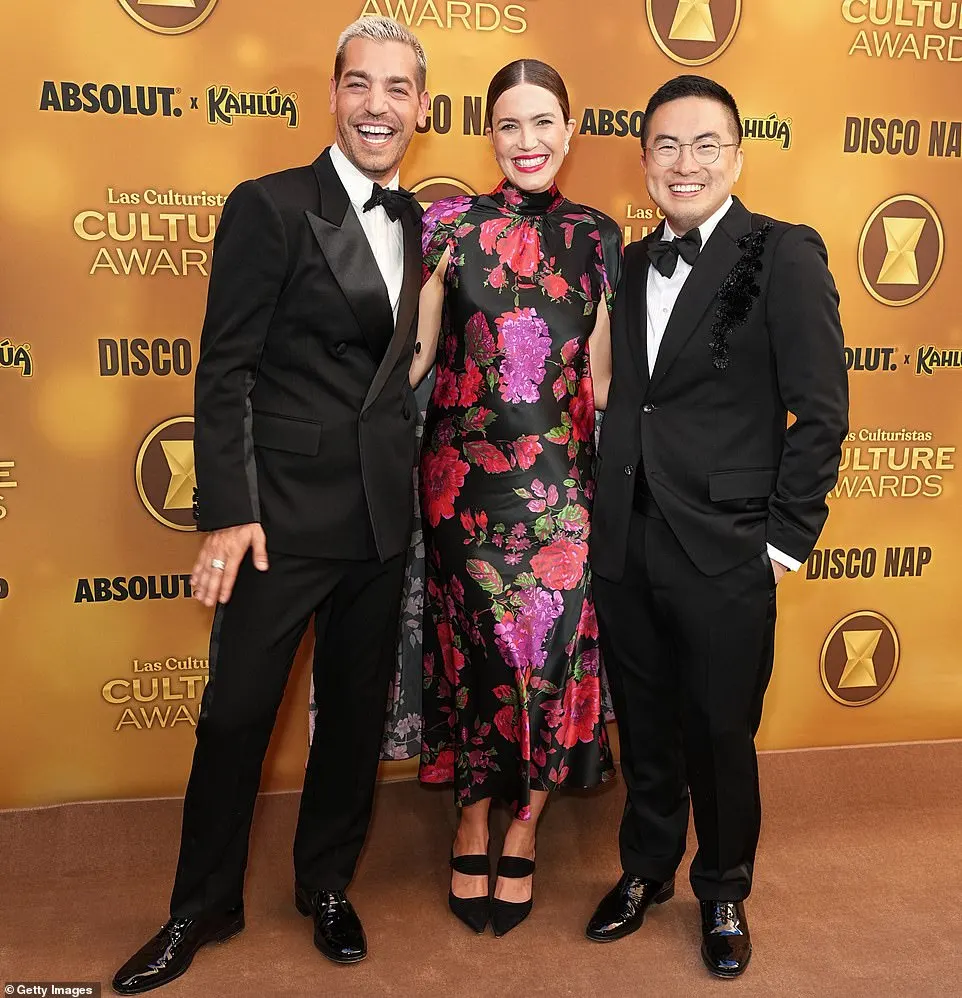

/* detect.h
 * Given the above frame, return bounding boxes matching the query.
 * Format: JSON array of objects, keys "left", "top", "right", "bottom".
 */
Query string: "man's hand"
[
  {"left": 772, "top": 560, "right": 788, "bottom": 585},
  {"left": 190, "top": 523, "right": 269, "bottom": 607}
]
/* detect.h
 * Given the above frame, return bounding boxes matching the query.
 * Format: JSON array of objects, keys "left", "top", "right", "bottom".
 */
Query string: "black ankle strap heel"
[
  {"left": 491, "top": 855, "right": 536, "bottom": 937},
  {"left": 448, "top": 852, "right": 490, "bottom": 934}
]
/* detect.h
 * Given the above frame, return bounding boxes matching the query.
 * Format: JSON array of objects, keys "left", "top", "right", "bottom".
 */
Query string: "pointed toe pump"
[
  {"left": 491, "top": 855, "right": 536, "bottom": 937},
  {"left": 448, "top": 852, "right": 490, "bottom": 933}
]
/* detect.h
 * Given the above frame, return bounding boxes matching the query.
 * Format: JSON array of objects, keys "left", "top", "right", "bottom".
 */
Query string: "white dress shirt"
[
  {"left": 646, "top": 196, "right": 800, "bottom": 573},
  {"left": 330, "top": 143, "right": 404, "bottom": 320}
]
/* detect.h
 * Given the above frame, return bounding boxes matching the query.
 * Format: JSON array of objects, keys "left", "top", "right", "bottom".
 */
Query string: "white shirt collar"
[
  {"left": 664, "top": 194, "right": 733, "bottom": 246},
  {"left": 330, "top": 143, "right": 399, "bottom": 208}
]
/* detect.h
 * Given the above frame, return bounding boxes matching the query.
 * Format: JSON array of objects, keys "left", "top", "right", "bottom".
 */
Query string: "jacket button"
[
  {"left": 642, "top": 403, "right": 655, "bottom": 413},
  {"left": 624, "top": 465, "right": 633, "bottom": 476},
  {"left": 335, "top": 342, "right": 347, "bottom": 356},
  {"left": 402, "top": 403, "right": 412, "bottom": 420}
]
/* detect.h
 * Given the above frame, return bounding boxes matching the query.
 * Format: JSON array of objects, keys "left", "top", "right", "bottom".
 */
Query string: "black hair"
[{"left": 641, "top": 75, "right": 742, "bottom": 146}]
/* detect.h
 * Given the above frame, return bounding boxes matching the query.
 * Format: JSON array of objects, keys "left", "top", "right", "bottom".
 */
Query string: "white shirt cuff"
[{"left": 768, "top": 544, "right": 802, "bottom": 573}]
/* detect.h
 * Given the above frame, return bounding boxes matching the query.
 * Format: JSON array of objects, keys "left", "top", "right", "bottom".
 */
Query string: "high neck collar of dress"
[{"left": 491, "top": 178, "right": 564, "bottom": 217}]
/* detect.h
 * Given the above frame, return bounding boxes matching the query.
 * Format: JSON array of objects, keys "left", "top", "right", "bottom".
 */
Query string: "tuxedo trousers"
[
  {"left": 594, "top": 506, "right": 776, "bottom": 901},
  {"left": 169, "top": 547, "right": 405, "bottom": 918}
]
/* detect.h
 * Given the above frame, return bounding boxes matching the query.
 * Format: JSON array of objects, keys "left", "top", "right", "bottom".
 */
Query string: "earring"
[{"left": 563, "top": 141, "right": 569, "bottom": 155}]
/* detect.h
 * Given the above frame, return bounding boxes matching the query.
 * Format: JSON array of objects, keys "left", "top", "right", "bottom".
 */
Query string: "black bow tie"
[
  {"left": 362, "top": 183, "right": 413, "bottom": 222},
  {"left": 647, "top": 227, "right": 703, "bottom": 278}
]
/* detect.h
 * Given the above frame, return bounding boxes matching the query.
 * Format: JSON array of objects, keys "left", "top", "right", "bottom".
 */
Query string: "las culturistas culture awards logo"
[
  {"left": 136, "top": 417, "right": 196, "bottom": 531},
  {"left": 646, "top": 0, "right": 742, "bottom": 65},
  {"left": 820, "top": 611, "right": 901, "bottom": 707},
  {"left": 118, "top": 0, "right": 219, "bottom": 35},
  {"left": 858, "top": 195, "right": 945, "bottom": 307},
  {"left": 410, "top": 177, "right": 478, "bottom": 210}
]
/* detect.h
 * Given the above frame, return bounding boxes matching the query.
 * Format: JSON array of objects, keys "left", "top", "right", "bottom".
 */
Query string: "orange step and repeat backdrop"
[{"left": 2, "top": 0, "right": 960, "bottom": 808}]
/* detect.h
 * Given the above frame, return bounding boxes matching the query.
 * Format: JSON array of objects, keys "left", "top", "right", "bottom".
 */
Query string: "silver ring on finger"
[{"left": 211, "top": 559, "right": 226, "bottom": 571}]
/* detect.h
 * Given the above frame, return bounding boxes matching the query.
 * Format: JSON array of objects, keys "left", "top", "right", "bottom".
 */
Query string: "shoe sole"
[
  {"left": 700, "top": 943, "right": 752, "bottom": 979},
  {"left": 295, "top": 891, "right": 367, "bottom": 964},
  {"left": 319, "top": 950, "right": 367, "bottom": 965},
  {"left": 584, "top": 884, "right": 674, "bottom": 943},
  {"left": 111, "top": 920, "right": 244, "bottom": 996}
]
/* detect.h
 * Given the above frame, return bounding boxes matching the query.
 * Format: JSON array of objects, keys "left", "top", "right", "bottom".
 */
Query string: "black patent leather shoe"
[
  {"left": 111, "top": 905, "right": 244, "bottom": 994},
  {"left": 700, "top": 900, "right": 752, "bottom": 978},
  {"left": 585, "top": 873, "right": 674, "bottom": 942},
  {"left": 295, "top": 884, "right": 367, "bottom": 964}
]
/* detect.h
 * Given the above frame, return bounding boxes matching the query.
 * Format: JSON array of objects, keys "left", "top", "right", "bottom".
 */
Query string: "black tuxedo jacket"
[
  {"left": 192, "top": 148, "right": 421, "bottom": 561},
  {"left": 592, "top": 197, "right": 848, "bottom": 579}
]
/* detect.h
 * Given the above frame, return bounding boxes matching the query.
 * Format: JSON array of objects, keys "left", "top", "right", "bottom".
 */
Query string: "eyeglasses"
[{"left": 646, "top": 140, "right": 739, "bottom": 167}]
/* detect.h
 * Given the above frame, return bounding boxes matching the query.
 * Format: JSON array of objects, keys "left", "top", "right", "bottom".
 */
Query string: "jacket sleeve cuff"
[{"left": 767, "top": 543, "right": 802, "bottom": 573}]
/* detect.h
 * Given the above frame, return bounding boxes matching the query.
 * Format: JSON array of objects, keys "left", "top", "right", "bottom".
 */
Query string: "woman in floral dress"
[{"left": 410, "top": 60, "right": 622, "bottom": 936}]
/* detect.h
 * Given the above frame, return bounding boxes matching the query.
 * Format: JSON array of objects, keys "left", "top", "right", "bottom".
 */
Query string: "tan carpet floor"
[{"left": 2, "top": 741, "right": 961, "bottom": 997}]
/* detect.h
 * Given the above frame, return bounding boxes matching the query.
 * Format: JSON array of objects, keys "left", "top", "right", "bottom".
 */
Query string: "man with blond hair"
[{"left": 112, "top": 18, "right": 429, "bottom": 992}]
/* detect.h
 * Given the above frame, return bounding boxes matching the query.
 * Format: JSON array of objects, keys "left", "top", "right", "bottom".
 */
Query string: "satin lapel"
[
  {"left": 615, "top": 242, "right": 655, "bottom": 394},
  {"left": 362, "top": 202, "right": 420, "bottom": 411},
  {"left": 647, "top": 200, "right": 751, "bottom": 394},
  {"left": 306, "top": 150, "right": 394, "bottom": 360}
]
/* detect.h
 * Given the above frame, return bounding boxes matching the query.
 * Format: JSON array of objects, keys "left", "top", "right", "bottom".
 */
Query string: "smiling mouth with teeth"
[
  {"left": 513, "top": 154, "right": 550, "bottom": 172},
  {"left": 356, "top": 123, "right": 395, "bottom": 145},
  {"left": 669, "top": 183, "right": 706, "bottom": 194}
]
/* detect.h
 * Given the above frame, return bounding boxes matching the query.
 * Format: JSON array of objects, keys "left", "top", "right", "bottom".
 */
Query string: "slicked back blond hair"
[{"left": 334, "top": 17, "right": 427, "bottom": 92}]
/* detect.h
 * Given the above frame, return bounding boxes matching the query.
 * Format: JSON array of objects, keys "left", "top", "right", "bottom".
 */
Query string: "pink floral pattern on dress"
[
  {"left": 496, "top": 307, "right": 552, "bottom": 404},
  {"left": 417, "top": 180, "right": 623, "bottom": 815}
]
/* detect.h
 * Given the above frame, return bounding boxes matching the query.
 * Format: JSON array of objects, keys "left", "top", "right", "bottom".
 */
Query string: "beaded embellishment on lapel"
[{"left": 709, "top": 221, "right": 774, "bottom": 370}]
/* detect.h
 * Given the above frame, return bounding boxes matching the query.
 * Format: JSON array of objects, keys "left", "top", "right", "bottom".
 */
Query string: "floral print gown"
[{"left": 417, "top": 180, "right": 623, "bottom": 818}]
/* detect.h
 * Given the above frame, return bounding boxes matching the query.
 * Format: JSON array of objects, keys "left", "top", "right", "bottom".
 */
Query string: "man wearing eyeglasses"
[{"left": 586, "top": 76, "right": 848, "bottom": 977}]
